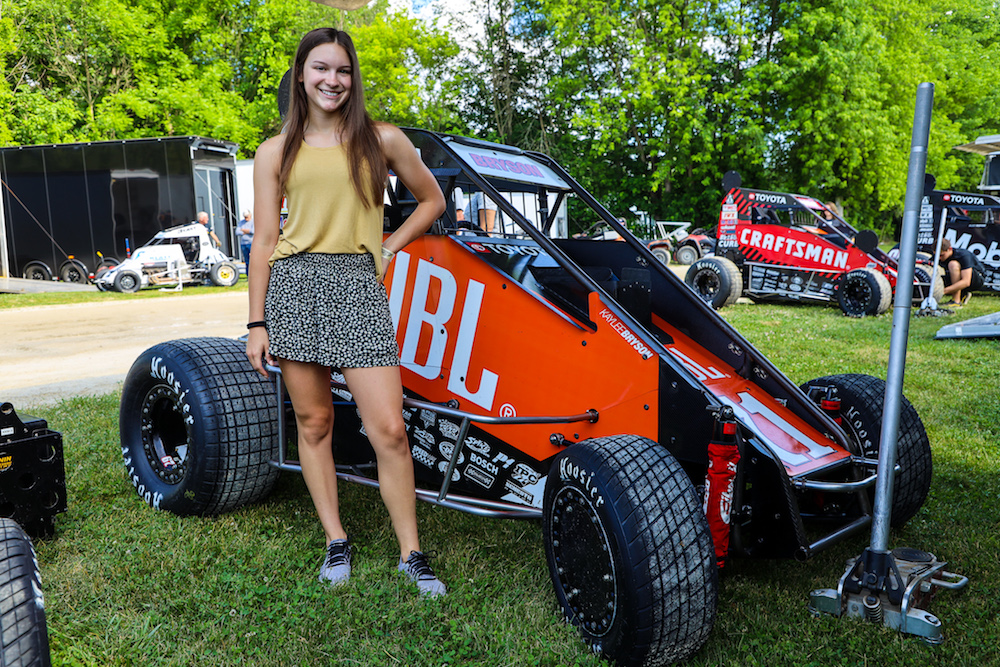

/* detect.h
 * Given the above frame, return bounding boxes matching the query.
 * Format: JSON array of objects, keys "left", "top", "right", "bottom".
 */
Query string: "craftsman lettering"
[{"left": 740, "top": 228, "right": 849, "bottom": 269}]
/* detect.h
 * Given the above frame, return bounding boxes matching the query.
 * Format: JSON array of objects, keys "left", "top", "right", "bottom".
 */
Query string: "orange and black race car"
[
  {"left": 687, "top": 172, "right": 943, "bottom": 316},
  {"left": 118, "top": 131, "right": 932, "bottom": 666}
]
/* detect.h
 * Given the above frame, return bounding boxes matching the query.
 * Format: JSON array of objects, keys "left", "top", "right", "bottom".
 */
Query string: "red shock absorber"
[
  {"left": 821, "top": 386, "right": 842, "bottom": 425},
  {"left": 703, "top": 405, "right": 740, "bottom": 569}
]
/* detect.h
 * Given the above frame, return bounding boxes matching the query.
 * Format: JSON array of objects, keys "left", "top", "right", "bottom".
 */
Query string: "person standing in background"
[{"left": 237, "top": 210, "right": 255, "bottom": 270}]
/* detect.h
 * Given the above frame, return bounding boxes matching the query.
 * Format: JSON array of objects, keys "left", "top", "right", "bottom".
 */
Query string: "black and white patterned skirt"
[{"left": 265, "top": 252, "right": 399, "bottom": 368}]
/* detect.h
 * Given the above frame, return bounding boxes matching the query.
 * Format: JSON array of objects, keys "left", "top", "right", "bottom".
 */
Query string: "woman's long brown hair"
[{"left": 278, "top": 28, "right": 386, "bottom": 208}]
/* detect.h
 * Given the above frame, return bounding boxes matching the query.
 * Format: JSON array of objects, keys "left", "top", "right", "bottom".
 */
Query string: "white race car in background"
[{"left": 96, "top": 223, "right": 240, "bottom": 293}]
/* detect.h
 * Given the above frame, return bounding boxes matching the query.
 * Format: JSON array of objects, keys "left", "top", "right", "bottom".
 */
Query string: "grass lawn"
[{"left": 18, "top": 291, "right": 1000, "bottom": 666}]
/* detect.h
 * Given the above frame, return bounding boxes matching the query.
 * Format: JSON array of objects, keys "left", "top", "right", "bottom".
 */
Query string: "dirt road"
[{"left": 1, "top": 292, "right": 248, "bottom": 409}]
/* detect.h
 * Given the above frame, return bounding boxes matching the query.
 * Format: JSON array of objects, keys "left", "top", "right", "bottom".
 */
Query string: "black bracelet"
[{"left": 247, "top": 321, "right": 267, "bottom": 330}]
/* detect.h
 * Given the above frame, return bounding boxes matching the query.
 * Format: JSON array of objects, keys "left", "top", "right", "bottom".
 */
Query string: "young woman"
[{"left": 246, "top": 28, "right": 446, "bottom": 596}]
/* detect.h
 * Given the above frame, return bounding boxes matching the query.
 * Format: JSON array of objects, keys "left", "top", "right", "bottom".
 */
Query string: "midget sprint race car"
[
  {"left": 686, "top": 172, "right": 943, "bottom": 316},
  {"left": 919, "top": 186, "right": 1000, "bottom": 293},
  {"left": 117, "top": 131, "right": 932, "bottom": 666},
  {"left": 95, "top": 222, "right": 240, "bottom": 293}
]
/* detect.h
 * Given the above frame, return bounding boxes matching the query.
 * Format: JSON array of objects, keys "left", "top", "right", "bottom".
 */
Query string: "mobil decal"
[
  {"left": 739, "top": 227, "right": 849, "bottom": 270},
  {"left": 945, "top": 229, "right": 1000, "bottom": 267},
  {"left": 388, "top": 252, "right": 499, "bottom": 411}
]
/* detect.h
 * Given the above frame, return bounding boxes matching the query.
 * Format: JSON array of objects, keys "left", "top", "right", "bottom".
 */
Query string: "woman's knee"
[
  {"left": 295, "top": 409, "right": 334, "bottom": 446},
  {"left": 370, "top": 417, "right": 409, "bottom": 453}
]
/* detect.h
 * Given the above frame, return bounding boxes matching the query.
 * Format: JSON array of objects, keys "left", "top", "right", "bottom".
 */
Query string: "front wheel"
[
  {"left": 119, "top": 337, "right": 281, "bottom": 515},
  {"left": 685, "top": 256, "right": 743, "bottom": 309},
  {"left": 209, "top": 261, "right": 240, "bottom": 287},
  {"left": 113, "top": 270, "right": 142, "bottom": 293},
  {"left": 837, "top": 268, "right": 891, "bottom": 317},
  {"left": 650, "top": 247, "right": 671, "bottom": 265},
  {"left": 0, "top": 519, "right": 51, "bottom": 667},
  {"left": 800, "top": 374, "right": 931, "bottom": 526},
  {"left": 543, "top": 435, "right": 717, "bottom": 666}
]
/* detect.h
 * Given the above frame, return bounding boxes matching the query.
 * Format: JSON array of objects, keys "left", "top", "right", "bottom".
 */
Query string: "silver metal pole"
[{"left": 871, "top": 82, "right": 934, "bottom": 552}]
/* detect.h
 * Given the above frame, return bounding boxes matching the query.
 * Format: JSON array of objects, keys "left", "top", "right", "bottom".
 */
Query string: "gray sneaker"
[
  {"left": 398, "top": 550, "right": 447, "bottom": 597},
  {"left": 319, "top": 539, "right": 352, "bottom": 586}
]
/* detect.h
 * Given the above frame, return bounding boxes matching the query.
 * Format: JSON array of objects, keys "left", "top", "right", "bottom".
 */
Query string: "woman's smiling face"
[{"left": 299, "top": 42, "right": 353, "bottom": 115}]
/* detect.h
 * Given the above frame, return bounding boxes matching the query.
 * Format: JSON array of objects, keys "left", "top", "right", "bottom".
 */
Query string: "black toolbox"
[{"left": 0, "top": 402, "right": 68, "bottom": 537}]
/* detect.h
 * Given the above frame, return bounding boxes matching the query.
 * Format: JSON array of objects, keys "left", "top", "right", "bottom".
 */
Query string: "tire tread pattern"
[
  {"left": 0, "top": 519, "right": 50, "bottom": 667},
  {"left": 548, "top": 435, "right": 717, "bottom": 666}
]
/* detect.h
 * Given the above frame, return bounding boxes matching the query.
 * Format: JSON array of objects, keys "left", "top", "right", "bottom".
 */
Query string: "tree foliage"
[{"left": 2, "top": 0, "right": 999, "bottom": 231}]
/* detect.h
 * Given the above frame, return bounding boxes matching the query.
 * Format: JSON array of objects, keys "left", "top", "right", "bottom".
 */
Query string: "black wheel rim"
[
  {"left": 842, "top": 279, "right": 872, "bottom": 312},
  {"left": 140, "top": 386, "right": 191, "bottom": 484},
  {"left": 694, "top": 271, "right": 720, "bottom": 299},
  {"left": 550, "top": 486, "right": 618, "bottom": 637}
]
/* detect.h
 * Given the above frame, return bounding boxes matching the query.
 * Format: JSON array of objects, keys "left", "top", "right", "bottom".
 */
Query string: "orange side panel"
[{"left": 386, "top": 236, "right": 659, "bottom": 463}]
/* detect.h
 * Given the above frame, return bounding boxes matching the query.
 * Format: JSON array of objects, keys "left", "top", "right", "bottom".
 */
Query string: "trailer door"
[{"left": 194, "top": 166, "right": 235, "bottom": 257}]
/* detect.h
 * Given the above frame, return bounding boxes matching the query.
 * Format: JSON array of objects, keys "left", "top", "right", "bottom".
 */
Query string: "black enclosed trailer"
[{"left": 0, "top": 136, "right": 239, "bottom": 282}]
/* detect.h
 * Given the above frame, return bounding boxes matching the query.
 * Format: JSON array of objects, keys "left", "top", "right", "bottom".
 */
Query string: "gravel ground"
[{"left": 1, "top": 292, "right": 247, "bottom": 409}]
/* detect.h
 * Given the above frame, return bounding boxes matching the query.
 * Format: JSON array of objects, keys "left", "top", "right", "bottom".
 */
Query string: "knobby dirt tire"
[
  {"left": 0, "top": 519, "right": 50, "bottom": 667},
  {"left": 685, "top": 256, "right": 742, "bottom": 309},
  {"left": 800, "top": 374, "right": 931, "bottom": 526},
  {"left": 119, "top": 337, "right": 281, "bottom": 516},
  {"left": 837, "top": 268, "right": 891, "bottom": 317},
  {"left": 543, "top": 435, "right": 717, "bottom": 666}
]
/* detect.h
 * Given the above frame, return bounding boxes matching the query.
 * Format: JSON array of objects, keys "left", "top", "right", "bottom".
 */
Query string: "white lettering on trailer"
[
  {"left": 391, "top": 252, "right": 499, "bottom": 411},
  {"left": 719, "top": 391, "right": 836, "bottom": 467}
]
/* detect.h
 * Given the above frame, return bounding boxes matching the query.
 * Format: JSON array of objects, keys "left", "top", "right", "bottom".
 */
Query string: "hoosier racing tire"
[
  {"left": 0, "top": 519, "right": 50, "bottom": 667},
  {"left": 837, "top": 268, "right": 891, "bottom": 317},
  {"left": 543, "top": 435, "right": 717, "bottom": 666},
  {"left": 119, "top": 337, "right": 281, "bottom": 516},
  {"left": 209, "top": 262, "right": 240, "bottom": 287},
  {"left": 685, "top": 256, "right": 742, "bottom": 309},
  {"left": 800, "top": 374, "right": 931, "bottom": 526}
]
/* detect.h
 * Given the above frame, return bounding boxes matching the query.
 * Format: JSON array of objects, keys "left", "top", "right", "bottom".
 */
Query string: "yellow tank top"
[{"left": 269, "top": 142, "right": 385, "bottom": 275}]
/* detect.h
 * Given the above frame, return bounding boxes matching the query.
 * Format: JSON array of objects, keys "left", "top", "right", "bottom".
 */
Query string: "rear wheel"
[
  {"left": 837, "top": 268, "right": 891, "bottom": 317},
  {"left": 685, "top": 256, "right": 743, "bottom": 309},
  {"left": 0, "top": 519, "right": 50, "bottom": 667},
  {"left": 59, "top": 260, "right": 88, "bottom": 283},
  {"left": 913, "top": 264, "right": 945, "bottom": 304},
  {"left": 119, "top": 337, "right": 281, "bottom": 515},
  {"left": 800, "top": 374, "right": 931, "bottom": 526},
  {"left": 22, "top": 262, "right": 52, "bottom": 281},
  {"left": 543, "top": 435, "right": 717, "bottom": 666}
]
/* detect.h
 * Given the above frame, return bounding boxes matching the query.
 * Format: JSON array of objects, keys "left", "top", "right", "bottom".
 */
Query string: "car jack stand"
[
  {"left": 808, "top": 547, "right": 968, "bottom": 643},
  {"left": 810, "top": 83, "right": 968, "bottom": 645}
]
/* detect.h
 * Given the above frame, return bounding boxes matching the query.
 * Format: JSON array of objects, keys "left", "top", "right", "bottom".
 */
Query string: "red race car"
[{"left": 686, "top": 172, "right": 942, "bottom": 315}]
